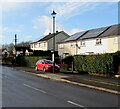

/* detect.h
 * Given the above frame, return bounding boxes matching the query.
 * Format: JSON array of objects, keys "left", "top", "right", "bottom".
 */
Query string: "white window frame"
[
  {"left": 70, "top": 42, "right": 75, "bottom": 48},
  {"left": 59, "top": 44, "right": 64, "bottom": 49},
  {"left": 80, "top": 41, "right": 85, "bottom": 46},
  {"left": 96, "top": 39, "right": 102, "bottom": 45}
]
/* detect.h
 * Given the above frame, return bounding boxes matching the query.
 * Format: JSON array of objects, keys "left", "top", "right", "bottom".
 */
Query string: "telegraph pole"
[
  {"left": 14, "top": 34, "right": 17, "bottom": 65},
  {"left": 15, "top": 34, "right": 17, "bottom": 46}
]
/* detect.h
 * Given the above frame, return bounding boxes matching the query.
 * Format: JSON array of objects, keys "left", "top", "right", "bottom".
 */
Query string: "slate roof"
[
  {"left": 98, "top": 24, "right": 120, "bottom": 37},
  {"left": 78, "top": 26, "right": 110, "bottom": 40},
  {"left": 38, "top": 32, "right": 61, "bottom": 41},
  {"left": 63, "top": 31, "right": 88, "bottom": 42},
  {"left": 15, "top": 46, "right": 33, "bottom": 52},
  {"left": 31, "top": 32, "right": 61, "bottom": 44},
  {"left": 58, "top": 24, "right": 120, "bottom": 44}
]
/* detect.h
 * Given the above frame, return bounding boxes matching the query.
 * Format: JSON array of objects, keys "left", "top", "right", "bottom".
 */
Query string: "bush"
[
  {"left": 62, "top": 55, "right": 74, "bottom": 70},
  {"left": 16, "top": 56, "right": 51, "bottom": 67},
  {"left": 2, "top": 56, "right": 14, "bottom": 65},
  {"left": 74, "top": 51, "right": 120, "bottom": 75},
  {"left": 62, "top": 55, "right": 73, "bottom": 64}
]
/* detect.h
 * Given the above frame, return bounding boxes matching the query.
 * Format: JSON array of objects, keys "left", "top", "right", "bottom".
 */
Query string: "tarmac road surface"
[{"left": 2, "top": 65, "right": 119, "bottom": 108}]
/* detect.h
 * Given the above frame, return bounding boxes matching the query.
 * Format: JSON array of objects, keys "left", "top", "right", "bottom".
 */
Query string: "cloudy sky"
[{"left": 0, "top": 0, "right": 119, "bottom": 44}]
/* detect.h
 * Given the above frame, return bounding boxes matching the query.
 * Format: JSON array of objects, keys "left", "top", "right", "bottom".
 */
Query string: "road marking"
[
  {"left": 3, "top": 76, "right": 9, "bottom": 79},
  {"left": 23, "top": 84, "right": 46, "bottom": 93},
  {"left": 67, "top": 100, "right": 84, "bottom": 107}
]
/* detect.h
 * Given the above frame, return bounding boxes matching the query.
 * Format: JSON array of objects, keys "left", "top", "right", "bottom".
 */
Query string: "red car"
[{"left": 35, "top": 59, "right": 60, "bottom": 72}]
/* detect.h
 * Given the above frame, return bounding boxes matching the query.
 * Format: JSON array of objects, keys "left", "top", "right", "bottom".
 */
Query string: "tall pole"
[
  {"left": 14, "top": 34, "right": 17, "bottom": 65},
  {"left": 53, "top": 15, "right": 55, "bottom": 73},
  {"left": 15, "top": 34, "right": 17, "bottom": 46},
  {"left": 51, "top": 11, "right": 56, "bottom": 73},
  {"left": 14, "top": 34, "right": 17, "bottom": 55}
]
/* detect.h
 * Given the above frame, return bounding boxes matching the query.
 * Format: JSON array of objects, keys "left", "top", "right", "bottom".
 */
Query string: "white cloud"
[
  {"left": 38, "top": 2, "right": 117, "bottom": 35},
  {"left": 66, "top": 28, "right": 84, "bottom": 35},
  {"left": 24, "top": 35, "right": 33, "bottom": 40},
  {"left": 1, "top": 2, "right": 34, "bottom": 12},
  {"left": 0, "top": 27, "right": 8, "bottom": 31},
  {"left": 32, "top": 16, "right": 51, "bottom": 30},
  {"left": 17, "top": 35, "right": 33, "bottom": 43},
  {"left": 33, "top": 16, "right": 64, "bottom": 35},
  {"left": 32, "top": 15, "right": 83, "bottom": 35},
  {"left": 47, "top": 2, "right": 117, "bottom": 21},
  {"left": 0, "top": 25, "right": 23, "bottom": 33}
]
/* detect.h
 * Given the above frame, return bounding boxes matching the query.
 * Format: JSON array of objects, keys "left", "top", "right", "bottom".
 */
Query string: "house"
[
  {"left": 0, "top": 49, "right": 2, "bottom": 59},
  {"left": 77, "top": 24, "right": 120, "bottom": 55},
  {"left": 57, "top": 31, "right": 88, "bottom": 58},
  {"left": 2, "top": 49, "right": 10, "bottom": 58},
  {"left": 13, "top": 46, "right": 33, "bottom": 56},
  {"left": 99, "top": 24, "right": 120, "bottom": 53},
  {"left": 58, "top": 24, "right": 120, "bottom": 58},
  {"left": 30, "top": 31, "right": 70, "bottom": 51}
]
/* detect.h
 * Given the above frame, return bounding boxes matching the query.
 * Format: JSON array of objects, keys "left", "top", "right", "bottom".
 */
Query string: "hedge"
[
  {"left": 16, "top": 56, "right": 61, "bottom": 67},
  {"left": 74, "top": 51, "right": 120, "bottom": 75},
  {"left": 2, "top": 56, "right": 15, "bottom": 64},
  {"left": 62, "top": 55, "right": 74, "bottom": 70},
  {"left": 16, "top": 56, "right": 51, "bottom": 67}
]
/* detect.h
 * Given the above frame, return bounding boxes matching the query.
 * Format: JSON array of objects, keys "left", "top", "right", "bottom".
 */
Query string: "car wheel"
[
  {"left": 35, "top": 66, "right": 38, "bottom": 71},
  {"left": 43, "top": 67, "right": 46, "bottom": 72}
]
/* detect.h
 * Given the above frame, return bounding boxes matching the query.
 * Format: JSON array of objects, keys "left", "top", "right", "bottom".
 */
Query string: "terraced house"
[
  {"left": 58, "top": 24, "right": 120, "bottom": 58},
  {"left": 30, "top": 31, "right": 70, "bottom": 51}
]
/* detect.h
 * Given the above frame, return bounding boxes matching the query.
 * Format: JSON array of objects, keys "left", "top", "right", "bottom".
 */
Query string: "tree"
[{"left": 17, "top": 41, "right": 31, "bottom": 47}]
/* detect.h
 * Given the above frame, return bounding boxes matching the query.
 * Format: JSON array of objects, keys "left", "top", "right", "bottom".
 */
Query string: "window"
[
  {"left": 70, "top": 42, "right": 75, "bottom": 48},
  {"left": 59, "top": 44, "right": 64, "bottom": 49},
  {"left": 96, "top": 39, "right": 102, "bottom": 45},
  {"left": 44, "top": 42, "right": 46, "bottom": 47},
  {"left": 39, "top": 43, "right": 41, "bottom": 47},
  {"left": 31, "top": 45, "right": 33, "bottom": 48},
  {"left": 81, "top": 41, "right": 85, "bottom": 46}
]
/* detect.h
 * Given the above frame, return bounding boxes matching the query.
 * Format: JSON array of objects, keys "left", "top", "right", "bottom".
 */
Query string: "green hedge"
[
  {"left": 74, "top": 51, "right": 120, "bottom": 75},
  {"left": 2, "top": 56, "right": 14, "bottom": 64},
  {"left": 62, "top": 55, "right": 73, "bottom": 70},
  {"left": 16, "top": 56, "right": 51, "bottom": 67}
]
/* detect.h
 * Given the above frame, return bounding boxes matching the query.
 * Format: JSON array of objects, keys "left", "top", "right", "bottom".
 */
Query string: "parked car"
[{"left": 35, "top": 59, "right": 60, "bottom": 72}]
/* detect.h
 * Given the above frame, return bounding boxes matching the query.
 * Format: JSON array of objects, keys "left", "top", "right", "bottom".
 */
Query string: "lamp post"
[{"left": 51, "top": 10, "right": 56, "bottom": 73}]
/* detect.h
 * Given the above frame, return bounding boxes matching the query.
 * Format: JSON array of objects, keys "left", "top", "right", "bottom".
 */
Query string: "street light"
[{"left": 51, "top": 10, "right": 56, "bottom": 73}]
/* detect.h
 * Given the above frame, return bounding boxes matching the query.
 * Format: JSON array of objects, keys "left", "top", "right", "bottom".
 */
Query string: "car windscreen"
[{"left": 45, "top": 60, "right": 54, "bottom": 64}]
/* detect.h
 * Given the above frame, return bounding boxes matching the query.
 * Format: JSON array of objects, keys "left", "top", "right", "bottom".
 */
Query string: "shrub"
[
  {"left": 74, "top": 51, "right": 120, "bottom": 75},
  {"left": 62, "top": 55, "right": 74, "bottom": 70},
  {"left": 2, "top": 56, "right": 14, "bottom": 65},
  {"left": 16, "top": 56, "right": 51, "bottom": 67},
  {"left": 62, "top": 55, "right": 73, "bottom": 64}
]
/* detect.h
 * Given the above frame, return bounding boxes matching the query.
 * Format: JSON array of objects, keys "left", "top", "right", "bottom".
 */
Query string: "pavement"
[{"left": 12, "top": 66, "right": 120, "bottom": 95}]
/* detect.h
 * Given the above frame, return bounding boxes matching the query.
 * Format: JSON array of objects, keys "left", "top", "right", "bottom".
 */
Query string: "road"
[{"left": 2, "top": 65, "right": 119, "bottom": 108}]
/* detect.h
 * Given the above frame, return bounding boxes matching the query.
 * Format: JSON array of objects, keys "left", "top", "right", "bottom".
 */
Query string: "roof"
[
  {"left": 63, "top": 31, "right": 88, "bottom": 42},
  {"left": 78, "top": 26, "right": 110, "bottom": 40},
  {"left": 58, "top": 24, "right": 120, "bottom": 44},
  {"left": 31, "top": 31, "right": 63, "bottom": 44},
  {"left": 38, "top": 32, "right": 61, "bottom": 41},
  {"left": 15, "top": 46, "right": 33, "bottom": 52},
  {"left": 98, "top": 24, "right": 120, "bottom": 37}
]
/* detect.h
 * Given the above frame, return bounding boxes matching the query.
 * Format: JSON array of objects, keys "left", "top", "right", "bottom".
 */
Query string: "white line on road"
[
  {"left": 67, "top": 100, "right": 85, "bottom": 108},
  {"left": 4, "top": 76, "right": 9, "bottom": 79},
  {"left": 23, "top": 84, "right": 46, "bottom": 94}
]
